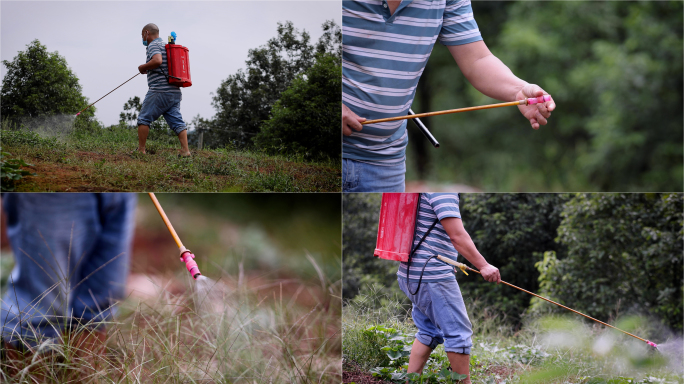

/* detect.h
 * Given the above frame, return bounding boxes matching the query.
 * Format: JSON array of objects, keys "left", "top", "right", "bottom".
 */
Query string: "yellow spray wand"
[{"left": 435, "top": 255, "right": 658, "bottom": 349}]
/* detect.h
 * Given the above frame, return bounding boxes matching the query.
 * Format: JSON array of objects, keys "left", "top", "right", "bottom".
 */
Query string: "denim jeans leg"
[{"left": 1, "top": 193, "right": 136, "bottom": 346}]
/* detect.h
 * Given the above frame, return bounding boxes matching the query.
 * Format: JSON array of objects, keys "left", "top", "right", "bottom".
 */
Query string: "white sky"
[{"left": 1, "top": 1, "right": 341, "bottom": 127}]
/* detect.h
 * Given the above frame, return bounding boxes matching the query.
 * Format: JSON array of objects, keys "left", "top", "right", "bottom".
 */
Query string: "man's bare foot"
[{"left": 179, "top": 152, "right": 191, "bottom": 157}]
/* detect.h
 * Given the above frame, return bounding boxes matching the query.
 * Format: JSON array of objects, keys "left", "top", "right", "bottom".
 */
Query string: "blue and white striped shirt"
[
  {"left": 146, "top": 38, "right": 180, "bottom": 93},
  {"left": 397, "top": 193, "right": 462, "bottom": 282},
  {"left": 342, "top": 0, "right": 482, "bottom": 164}
]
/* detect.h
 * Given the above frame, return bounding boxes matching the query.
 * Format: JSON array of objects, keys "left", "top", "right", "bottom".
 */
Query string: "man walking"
[
  {"left": 397, "top": 193, "right": 500, "bottom": 384},
  {"left": 136, "top": 23, "right": 190, "bottom": 157},
  {"left": 342, "top": 0, "right": 556, "bottom": 191}
]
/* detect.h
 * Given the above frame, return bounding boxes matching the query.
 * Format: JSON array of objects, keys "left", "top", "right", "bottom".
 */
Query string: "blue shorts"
[
  {"left": 137, "top": 90, "right": 186, "bottom": 134},
  {"left": 1, "top": 193, "right": 136, "bottom": 348},
  {"left": 398, "top": 277, "right": 473, "bottom": 354},
  {"left": 342, "top": 158, "right": 405, "bottom": 192}
]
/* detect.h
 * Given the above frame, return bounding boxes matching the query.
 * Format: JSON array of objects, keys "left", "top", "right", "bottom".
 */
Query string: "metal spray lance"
[
  {"left": 436, "top": 255, "right": 659, "bottom": 350},
  {"left": 148, "top": 193, "right": 202, "bottom": 279}
]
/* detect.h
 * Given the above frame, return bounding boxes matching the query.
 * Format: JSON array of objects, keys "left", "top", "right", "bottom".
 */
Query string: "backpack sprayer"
[
  {"left": 76, "top": 31, "right": 192, "bottom": 117},
  {"left": 374, "top": 193, "right": 658, "bottom": 350},
  {"left": 148, "top": 192, "right": 202, "bottom": 280},
  {"left": 363, "top": 95, "right": 552, "bottom": 149}
]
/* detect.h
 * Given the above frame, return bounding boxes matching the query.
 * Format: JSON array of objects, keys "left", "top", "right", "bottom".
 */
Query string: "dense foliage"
[
  {"left": 208, "top": 20, "right": 341, "bottom": 155},
  {"left": 343, "top": 193, "right": 683, "bottom": 331},
  {"left": 1, "top": 40, "right": 95, "bottom": 121},
  {"left": 532, "top": 193, "right": 683, "bottom": 331},
  {"left": 409, "top": 1, "right": 683, "bottom": 191},
  {"left": 255, "top": 53, "right": 341, "bottom": 160}
]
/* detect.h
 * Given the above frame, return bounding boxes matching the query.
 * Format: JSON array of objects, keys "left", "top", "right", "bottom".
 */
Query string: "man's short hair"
[{"left": 143, "top": 23, "right": 159, "bottom": 35}]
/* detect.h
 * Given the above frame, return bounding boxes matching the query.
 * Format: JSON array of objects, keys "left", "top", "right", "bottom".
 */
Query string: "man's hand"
[
  {"left": 516, "top": 84, "right": 555, "bottom": 130},
  {"left": 479, "top": 264, "right": 501, "bottom": 283},
  {"left": 343, "top": 104, "right": 365, "bottom": 136},
  {"left": 138, "top": 64, "right": 148, "bottom": 75}
]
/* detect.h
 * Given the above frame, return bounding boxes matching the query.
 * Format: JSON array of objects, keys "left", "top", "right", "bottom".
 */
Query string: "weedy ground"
[
  {"left": 0, "top": 126, "right": 340, "bottom": 192},
  {"left": 0, "top": 199, "right": 342, "bottom": 383},
  {"left": 342, "top": 285, "right": 682, "bottom": 384},
  {"left": 0, "top": 262, "right": 341, "bottom": 383}
]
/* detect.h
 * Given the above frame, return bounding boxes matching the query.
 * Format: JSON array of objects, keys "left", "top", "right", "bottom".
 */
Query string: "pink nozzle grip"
[
  {"left": 180, "top": 251, "right": 201, "bottom": 279},
  {"left": 527, "top": 95, "right": 551, "bottom": 105},
  {"left": 646, "top": 340, "right": 658, "bottom": 348}
]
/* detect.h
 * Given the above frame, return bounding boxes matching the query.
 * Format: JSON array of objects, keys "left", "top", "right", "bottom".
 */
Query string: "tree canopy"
[
  {"left": 209, "top": 20, "right": 341, "bottom": 154},
  {"left": 1, "top": 40, "right": 94, "bottom": 121}
]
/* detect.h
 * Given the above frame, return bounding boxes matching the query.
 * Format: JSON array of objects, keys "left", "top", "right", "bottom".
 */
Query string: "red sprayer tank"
[
  {"left": 374, "top": 193, "right": 421, "bottom": 262},
  {"left": 165, "top": 44, "right": 192, "bottom": 87}
]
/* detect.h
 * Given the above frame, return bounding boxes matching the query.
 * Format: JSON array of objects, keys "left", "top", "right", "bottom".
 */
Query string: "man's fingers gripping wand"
[
  {"left": 435, "top": 255, "right": 658, "bottom": 350},
  {"left": 362, "top": 95, "right": 552, "bottom": 125},
  {"left": 148, "top": 192, "right": 202, "bottom": 280}
]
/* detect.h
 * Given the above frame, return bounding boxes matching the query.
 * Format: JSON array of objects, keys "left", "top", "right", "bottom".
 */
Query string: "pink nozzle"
[
  {"left": 646, "top": 340, "right": 658, "bottom": 348},
  {"left": 527, "top": 95, "right": 552, "bottom": 105},
  {"left": 180, "top": 251, "right": 201, "bottom": 279},
  {"left": 76, "top": 112, "right": 81, "bottom": 116}
]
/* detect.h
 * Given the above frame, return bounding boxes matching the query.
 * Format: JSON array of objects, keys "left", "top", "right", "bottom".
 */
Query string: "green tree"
[
  {"left": 456, "top": 194, "right": 569, "bottom": 325},
  {"left": 210, "top": 21, "right": 316, "bottom": 148},
  {"left": 1, "top": 40, "right": 94, "bottom": 121},
  {"left": 210, "top": 20, "right": 340, "bottom": 149},
  {"left": 254, "top": 53, "right": 341, "bottom": 160},
  {"left": 533, "top": 193, "right": 683, "bottom": 331},
  {"left": 119, "top": 96, "right": 142, "bottom": 128}
]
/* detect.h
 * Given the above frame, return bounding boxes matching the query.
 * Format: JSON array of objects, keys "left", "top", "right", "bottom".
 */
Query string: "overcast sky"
[{"left": 1, "top": 1, "right": 341, "bottom": 127}]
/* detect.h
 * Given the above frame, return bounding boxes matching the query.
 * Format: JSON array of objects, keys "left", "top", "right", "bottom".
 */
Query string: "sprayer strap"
[{"left": 407, "top": 219, "right": 439, "bottom": 295}]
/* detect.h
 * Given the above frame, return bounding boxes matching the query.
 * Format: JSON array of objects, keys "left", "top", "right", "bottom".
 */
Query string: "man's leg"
[
  {"left": 407, "top": 338, "right": 433, "bottom": 373},
  {"left": 177, "top": 130, "right": 190, "bottom": 156},
  {"left": 447, "top": 352, "right": 470, "bottom": 383},
  {"left": 137, "top": 124, "right": 149, "bottom": 153},
  {"left": 136, "top": 91, "right": 161, "bottom": 153},
  {"left": 163, "top": 92, "right": 190, "bottom": 156}
]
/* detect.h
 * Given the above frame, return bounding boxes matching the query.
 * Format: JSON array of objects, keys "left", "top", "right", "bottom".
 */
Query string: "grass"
[
  {"left": 0, "top": 125, "right": 340, "bottom": 192},
  {"left": 342, "top": 284, "right": 682, "bottom": 384},
  {"left": 0, "top": 260, "right": 341, "bottom": 383},
  {"left": 0, "top": 198, "right": 342, "bottom": 383}
]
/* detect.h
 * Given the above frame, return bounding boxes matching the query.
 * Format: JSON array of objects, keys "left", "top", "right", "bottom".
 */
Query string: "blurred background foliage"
[
  {"left": 1, "top": 193, "right": 341, "bottom": 287},
  {"left": 343, "top": 193, "right": 683, "bottom": 332},
  {"left": 407, "top": 1, "right": 682, "bottom": 192},
  {"left": 138, "top": 193, "right": 341, "bottom": 280}
]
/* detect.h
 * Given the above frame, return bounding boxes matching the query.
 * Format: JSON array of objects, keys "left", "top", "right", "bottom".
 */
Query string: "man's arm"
[
  {"left": 447, "top": 41, "right": 556, "bottom": 130},
  {"left": 138, "top": 53, "right": 162, "bottom": 74},
  {"left": 441, "top": 216, "right": 501, "bottom": 283}
]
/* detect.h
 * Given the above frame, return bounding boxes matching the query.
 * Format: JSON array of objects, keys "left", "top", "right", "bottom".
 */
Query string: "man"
[
  {"left": 0, "top": 193, "right": 136, "bottom": 378},
  {"left": 397, "top": 193, "right": 499, "bottom": 384},
  {"left": 136, "top": 23, "right": 190, "bottom": 157},
  {"left": 342, "top": 0, "right": 556, "bottom": 192}
]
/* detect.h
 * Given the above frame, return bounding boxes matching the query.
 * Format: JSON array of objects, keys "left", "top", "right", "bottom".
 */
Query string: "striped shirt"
[
  {"left": 397, "top": 193, "right": 461, "bottom": 282},
  {"left": 146, "top": 38, "right": 180, "bottom": 93},
  {"left": 342, "top": 0, "right": 482, "bottom": 164}
]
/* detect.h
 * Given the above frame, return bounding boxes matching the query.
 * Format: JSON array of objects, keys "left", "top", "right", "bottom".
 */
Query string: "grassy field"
[
  {"left": 0, "top": 126, "right": 340, "bottom": 192},
  {"left": 342, "top": 285, "right": 682, "bottom": 384},
  {"left": 0, "top": 194, "right": 342, "bottom": 383}
]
